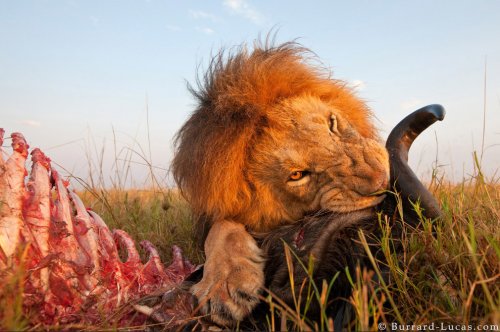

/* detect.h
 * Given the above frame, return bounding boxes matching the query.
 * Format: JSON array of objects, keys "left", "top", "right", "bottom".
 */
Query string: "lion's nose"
[
  {"left": 379, "top": 173, "right": 389, "bottom": 191},
  {"left": 354, "top": 171, "right": 389, "bottom": 196}
]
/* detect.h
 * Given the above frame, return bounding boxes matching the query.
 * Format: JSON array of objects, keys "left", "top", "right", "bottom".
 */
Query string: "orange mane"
[{"left": 171, "top": 41, "right": 376, "bottom": 225}]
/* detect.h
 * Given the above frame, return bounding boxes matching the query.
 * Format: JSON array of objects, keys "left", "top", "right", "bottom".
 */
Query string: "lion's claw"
[
  {"left": 191, "top": 220, "right": 265, "bottom": 326},
  {"left": 192, "top": 264, "right": 263, "bottom": 325}
]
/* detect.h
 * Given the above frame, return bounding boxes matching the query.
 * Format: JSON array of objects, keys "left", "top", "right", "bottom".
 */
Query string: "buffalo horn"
[{"left": 386, "top": 104, "right": 445, "bottom": 219}]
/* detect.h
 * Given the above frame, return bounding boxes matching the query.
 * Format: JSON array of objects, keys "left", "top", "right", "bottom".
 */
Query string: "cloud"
[
  {"left": 223, "top": 0, "right": 265, "bottom": 25},
  {"left": 350, "top": 79, "right": 366, "bottom": 91},
  {"left": 196, "top": 27, "right": 215, "bottom": 35},
  {"left": 20, "top": 120, "right": 41, "bottom": 127},
  {"left": 400, "top": 98, "right": 423, "bottom": 111},
  {"left": 189, "top": 10, "right": 218, "bottom": 22}
]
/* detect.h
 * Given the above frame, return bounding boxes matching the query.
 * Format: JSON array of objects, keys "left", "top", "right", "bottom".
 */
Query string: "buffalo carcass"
[{"left": 0, "top": 129, "right": 197, "bottom": 327}]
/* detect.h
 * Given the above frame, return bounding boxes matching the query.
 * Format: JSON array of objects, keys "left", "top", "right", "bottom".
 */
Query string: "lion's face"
[
  {"left": 172, "top": 42, "right": 390, "bottom": 233},
  {"left": 247, "top": 96, "right": 389, "bottom": 229}
]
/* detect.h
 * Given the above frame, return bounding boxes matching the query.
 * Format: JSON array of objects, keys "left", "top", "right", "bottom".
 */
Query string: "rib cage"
[{"left": 0, "top": 129, "right": 196, "bottom": 326}]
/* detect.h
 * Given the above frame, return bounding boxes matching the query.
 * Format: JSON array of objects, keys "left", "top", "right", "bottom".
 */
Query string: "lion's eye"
[
  {"left": 329, "top": 115, "right": 339, "bottom": 134},
  {"left": 287, "top": 170, "right": 311, "bottom": 187},
  {"left": 289, "top": 171, "right": 304, "bottom": 181}
]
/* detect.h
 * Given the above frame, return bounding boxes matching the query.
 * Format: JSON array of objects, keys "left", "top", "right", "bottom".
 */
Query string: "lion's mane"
[{"left": 171, "top": 42, "right": 377, "bottom": 230}]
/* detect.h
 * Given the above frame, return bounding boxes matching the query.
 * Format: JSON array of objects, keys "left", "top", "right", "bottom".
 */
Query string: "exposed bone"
[
  {"left": 51, "top": 168, "right": 90, "bottom": 269},
  {"left": 0, "top": 133, "right": 29, "bottom": 265},
  {"left": 0, "top": 128, "right": 197, "bottom": 326},
  {"left": 24, "top": 148, "right": 52, "bottom": 292},
  {"left": 133, "top": 304, "right": 154, "bottom": 316},
  {"left": 69, "top": 190, "right": 102, "bottom": 289}
]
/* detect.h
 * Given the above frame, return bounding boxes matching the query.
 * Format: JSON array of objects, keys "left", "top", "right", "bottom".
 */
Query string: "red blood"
[{"left": 0, "top": 128, "right": 198, "bottom": 327}]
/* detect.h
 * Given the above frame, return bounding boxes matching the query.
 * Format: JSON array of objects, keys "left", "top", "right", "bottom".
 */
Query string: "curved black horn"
[{"left": 386, "top": 104, "right": 445, "bottom": 219}]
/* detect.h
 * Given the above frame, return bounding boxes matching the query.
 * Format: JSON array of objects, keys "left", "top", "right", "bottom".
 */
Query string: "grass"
[
  {"left": 77, "top": 188, "right": 202, "bottom": 265},
  {"left": 256, "top": 180, "right": 499, "bottom": 331},
  {"left": 73, "top": 161, "right": 500, "bottom": 330},
  {"left": 1, "top": 127, "right": 499, "bottom": 330}
]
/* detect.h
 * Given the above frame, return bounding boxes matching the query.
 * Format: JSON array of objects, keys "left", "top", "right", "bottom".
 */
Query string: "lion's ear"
[{"left": 321, "top": 85, "right": 377, "bottom": 140}]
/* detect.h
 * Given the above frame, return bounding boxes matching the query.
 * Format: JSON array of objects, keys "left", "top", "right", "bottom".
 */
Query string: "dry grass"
[
  {"left": 1, "top": 127, "right": 499, "bottom": 330},
  {"left": 72, "top": 174, "right": 499, "bottom": 330},
  {"left": 252, "top": 179, "right": 500, "bottom": 331},
  {"left": 77, "top": 188, "right": 203, "bottom": 265},
  {"left": 1, "top": 182, "right": 499, "bottom": 331}
]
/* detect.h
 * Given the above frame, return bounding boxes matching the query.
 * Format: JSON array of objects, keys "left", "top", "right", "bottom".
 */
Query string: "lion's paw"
[{"left": 191, "top": 221, "right": 265, "bottom": 326}]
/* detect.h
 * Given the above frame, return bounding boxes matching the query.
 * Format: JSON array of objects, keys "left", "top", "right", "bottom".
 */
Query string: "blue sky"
[{"left": 1, "top": 1, "right": 499, "bottom": 187}]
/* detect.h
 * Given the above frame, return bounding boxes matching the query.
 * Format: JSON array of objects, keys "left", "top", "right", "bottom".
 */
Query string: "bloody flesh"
[{"left": 0, "top": 129, "right": 197, "bottom": 326}]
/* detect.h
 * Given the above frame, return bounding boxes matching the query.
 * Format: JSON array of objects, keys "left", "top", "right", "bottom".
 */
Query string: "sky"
[{"left": 1, "top": 0, "right": 499, "bottom": 188}]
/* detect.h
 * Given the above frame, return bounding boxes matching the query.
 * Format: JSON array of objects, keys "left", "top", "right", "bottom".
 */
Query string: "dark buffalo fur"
[{"left": 241, "top": 196, "right": 404, "bottom": 331}]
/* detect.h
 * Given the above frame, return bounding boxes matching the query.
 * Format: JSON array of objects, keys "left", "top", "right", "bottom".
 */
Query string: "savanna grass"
[
  {"left": 1, "top": 128, "right": 498, "bottom": 331},
  {"left": 78, "top": 188, "right": 203, "bottom": 265},
  {"left": 75, "top": 167, "right": 499, "bottom": 331},
  {"left": 254, "top": 171, "right": 499, "bottom": 331}
]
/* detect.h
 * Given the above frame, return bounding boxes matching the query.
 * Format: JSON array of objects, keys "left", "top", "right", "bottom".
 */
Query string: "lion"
[{"left": 171, "top": 41, "right": 389, "bottom": 325}]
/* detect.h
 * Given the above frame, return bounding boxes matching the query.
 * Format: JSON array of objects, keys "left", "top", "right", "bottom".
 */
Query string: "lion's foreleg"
[{"left": 191, "top": 220, "right": 265, "bottom": 326}]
